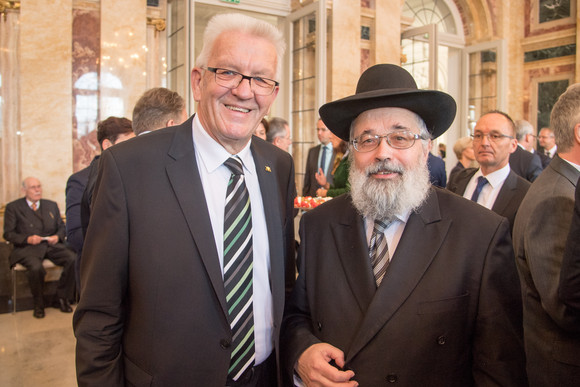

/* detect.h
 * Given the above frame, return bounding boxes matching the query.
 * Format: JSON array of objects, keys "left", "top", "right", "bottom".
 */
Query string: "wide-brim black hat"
[{"left": 319, "top": 64, "right": 457, "bottom": 141}]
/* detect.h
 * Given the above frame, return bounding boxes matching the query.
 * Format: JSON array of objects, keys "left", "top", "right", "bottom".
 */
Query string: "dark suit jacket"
[
  {"left": 73, "top": 116, "right": 296, "bottom": 386},
  {"left": 427, "top": 153, "right": 446, "bottom": 188},
  {"left": 282, "top": 190, "right": 526, "bottom": 386},
  {"left": 66, "top": 164, "right": 92, "bottom": 254},
  {"left": 509, "top": 146, "right": 543, "bottom": 182},
  {"left": 3, "top": 198, "right": 67, "bottom": 265},
  {"left": 559, "top": 176, "right": 580, "bottom": 312},
  {"left": 447, "top": 167, "right": 530, "bottom": 232},
  {"left": 80, "top": 156, "right": 100, "bottom": 237},
  {"left": 538, "top": 151, "right": 552, "bottom": 169},
  {"left": 302, "top": 144, "right": 336, "bottom": 197},
  {"left": 513, "top": 155, "right": 580, "bottom": 386}
]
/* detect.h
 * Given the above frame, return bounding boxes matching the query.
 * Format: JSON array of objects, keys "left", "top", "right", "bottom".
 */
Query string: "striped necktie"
[
  {"left": 369, "top": 219, "right": 391, "bottom": 287},
  {"left": 223, "top": 156, "right": 255, "bottom": 381}
]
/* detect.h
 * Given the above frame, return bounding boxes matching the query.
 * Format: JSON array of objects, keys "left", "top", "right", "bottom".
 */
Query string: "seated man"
[{"left": 3, "top": 177, "right": 76, "bottom": 318}]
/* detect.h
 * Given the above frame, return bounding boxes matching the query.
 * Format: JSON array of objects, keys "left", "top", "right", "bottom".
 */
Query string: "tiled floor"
[{"left": 0, "top": 307, "right": 77, "bottom": 386}]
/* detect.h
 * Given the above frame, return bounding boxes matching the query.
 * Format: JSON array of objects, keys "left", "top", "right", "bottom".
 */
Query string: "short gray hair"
[
  {"left": 551, "top": 83, "right": 580, "bottom": 153},
  {"left": 514, "top": 119, "right": 534, "bottom": 141},
  {"left": 195, "top": 13, "right": 286, "bottom": 80},
  {"left": 266, "top": 117, "right": 289, "bottom": 143}
]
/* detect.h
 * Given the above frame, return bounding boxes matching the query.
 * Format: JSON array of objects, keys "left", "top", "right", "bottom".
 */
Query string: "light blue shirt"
[
  {"left": 192, "top": 115, "right": 273, "bottom": 365},
  {"left": 317, "top": 143, "right": 334, "bottom": 176}
]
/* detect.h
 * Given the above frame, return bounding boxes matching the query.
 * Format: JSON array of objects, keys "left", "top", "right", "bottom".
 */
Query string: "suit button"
[
  {"left": 220, "top": 339, "right": 231, "bottom": 349},
  {"left": 317, "top": 322, "right": 322, "bottom": 331},
  {"left": 437, "top": 335, "right": 446, "bottom": 345},
  {"left": 386, "top": 374, "right": 398, "bottom": 383}
]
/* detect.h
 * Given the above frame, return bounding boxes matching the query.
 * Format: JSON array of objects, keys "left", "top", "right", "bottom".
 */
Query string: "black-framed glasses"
[
  {"left": 471, "top": 132, "right": 514, "bottom": 143},
  {"left": 351, "top": 131, "right": 426, "bottom": 152},
  {"left": 205, "top": 67, "right": 279, "bottom": 96}
]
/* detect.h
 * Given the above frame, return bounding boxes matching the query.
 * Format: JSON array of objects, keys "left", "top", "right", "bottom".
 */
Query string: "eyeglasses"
[
  {"left": 471, "top": 132, "right": 514, "bottom": 143},
  {"left": 351, "top": 131, "right": 426, "bottom": 152},
  {"left": 205, "top": 67, "right": 279, "bottom": 96}
]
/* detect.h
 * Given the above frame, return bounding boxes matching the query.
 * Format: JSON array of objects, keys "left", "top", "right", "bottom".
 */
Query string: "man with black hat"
[{"left": 281, "top": 64, "right": 527, "bottom": 386}]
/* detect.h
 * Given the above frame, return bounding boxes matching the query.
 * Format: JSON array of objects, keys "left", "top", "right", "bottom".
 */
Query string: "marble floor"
[{"left": 0, "top": 307, "right": 77, "bottom": 386}]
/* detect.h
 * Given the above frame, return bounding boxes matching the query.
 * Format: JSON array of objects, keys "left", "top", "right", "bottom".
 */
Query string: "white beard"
[{"left": 348, "top": 154, "right": 431, "bottom": 221}]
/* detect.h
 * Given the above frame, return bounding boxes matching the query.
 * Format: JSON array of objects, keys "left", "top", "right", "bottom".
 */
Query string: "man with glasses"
[
  {"left": 281, "top": 64, "right": 526, "bottom": 386},
  {"left": 447, "top": 111, "right": 531, "bottom": 232},
  {"left": 74, "top": 13, "right": 295, "bottom": 387},
  {"left": 267, "top": 117, "right": 293, "bottom": 153},
  {"left": 539, "top": 127, "right": 557, "bottom": 163}
]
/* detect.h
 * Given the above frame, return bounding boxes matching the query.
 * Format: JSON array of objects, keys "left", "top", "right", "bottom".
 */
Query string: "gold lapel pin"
[{"left": 265, "top": 166, "right": 272, "bottom": 172}]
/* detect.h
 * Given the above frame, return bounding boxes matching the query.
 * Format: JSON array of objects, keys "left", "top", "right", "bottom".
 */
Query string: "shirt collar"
[
  {"left": 475, "top": 163, "right": 511, "bottom": 188},
  {"left": 192, "top": 115, "right": 255, "bottom": 176}
]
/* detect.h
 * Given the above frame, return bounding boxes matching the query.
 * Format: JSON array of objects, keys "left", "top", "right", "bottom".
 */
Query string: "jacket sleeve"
[
  {"left": 558, "top": 178, "right": 580, "bottom": 315},
  {"left": 3, "top": 202, "right": 29, "bottom": 245},
  {"left": 65, "top": 174, "right": 85, "bottom": 253},
  {"left": 472, "top": 218, "right": 528, "bottom": 385},
  {"left": 73, "top": 149, "right": 128, "bottom": 386}
]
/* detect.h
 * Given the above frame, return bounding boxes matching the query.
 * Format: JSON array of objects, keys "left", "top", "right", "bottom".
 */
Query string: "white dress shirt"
[
  {"left": 192, "top": 115, "right": 273, "bottom": 365},
  {"left": 462, "top": 163, "right": 511, "bottom": 209}
]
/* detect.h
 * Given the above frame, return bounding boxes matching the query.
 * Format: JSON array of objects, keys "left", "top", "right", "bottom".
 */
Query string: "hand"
[
  {"left": 296, "top": 343, "right": 358, "bottom": 387},
  {"left": 316, "top": 188, "right": 328, "bottom": 197},
  {"left": 315, "top": 168, "right": 328, "bottom": 187},
  {"left": 27, "top": 235, "right": 43, "bottom": 245},
  {"left": 46, "top": 235, "right": 59, "bottom": 245}
]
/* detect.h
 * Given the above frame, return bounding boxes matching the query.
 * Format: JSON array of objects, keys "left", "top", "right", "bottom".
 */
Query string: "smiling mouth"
[{"left": 226, "top": 105, "right": 250, "bottom": 113}]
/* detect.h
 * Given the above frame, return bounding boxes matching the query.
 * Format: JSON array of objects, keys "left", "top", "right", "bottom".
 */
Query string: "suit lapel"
[
  {"left": 345, "top": 189, "right": 452, "bottom": 361},
  {"left": 165, "top": 118, "right": 228, "bottom": 315},
  {"left": 332, "top": 203, "right": 376, "bottom": 313},
  {"left": 251, "top": 142, "right": 286, "bottom": 322},
  {"left": 492, "top": 170, "right": 516, "bottom": 215}
]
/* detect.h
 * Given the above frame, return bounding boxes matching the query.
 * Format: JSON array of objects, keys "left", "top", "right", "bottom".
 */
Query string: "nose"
[
  {"left": 231, "top": 77, "right": 254, "bottom": 98},
  {"left": 373, "top": 137, "right": 393, "bottom": 160}
]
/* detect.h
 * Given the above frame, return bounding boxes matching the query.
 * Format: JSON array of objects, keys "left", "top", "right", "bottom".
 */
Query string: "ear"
[
  {"left": 191, "top": 67, "right": 203, "bottom": 102},
  {"left": 101, "top": 139, "right": 114, "bottom": 150},
  {"left": 166, "top": 119, "right": 174, "bottom": 128},
  {"left": 508, "top": 137, "right": 518, "bottom": 154},
  {"left": 574, "top": 123, "right": 580, "bottom": 144}
]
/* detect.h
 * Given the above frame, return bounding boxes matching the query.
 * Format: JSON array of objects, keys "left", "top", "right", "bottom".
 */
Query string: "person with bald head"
[{"left": 4, "top": 177, "right": 76, "bottom": 318}]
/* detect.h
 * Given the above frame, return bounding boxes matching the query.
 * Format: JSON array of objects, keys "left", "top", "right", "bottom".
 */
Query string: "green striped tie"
[{"left": 223, "top": 156, "right": 255, "bottom": 381}]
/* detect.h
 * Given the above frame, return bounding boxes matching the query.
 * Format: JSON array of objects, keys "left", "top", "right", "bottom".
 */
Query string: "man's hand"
[
  {"left": 46, "top": 235, "right": 59, "bottom": 245},
  {"left": 296, "top": 343, "right": 358, "bottom": 387},
  {"left": 27, "top": 235, "right": 43, "bottom": 245},
  {"left": 315, "top": 168, "right": 328, "bottom": 187}
]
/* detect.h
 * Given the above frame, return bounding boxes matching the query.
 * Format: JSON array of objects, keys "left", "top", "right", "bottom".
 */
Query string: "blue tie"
[
  {"left": 320, "top": 145, "right": 328, "bottom": 175},
  {"left": 470, "top": 176, "right": 488, "bottom": 202}
]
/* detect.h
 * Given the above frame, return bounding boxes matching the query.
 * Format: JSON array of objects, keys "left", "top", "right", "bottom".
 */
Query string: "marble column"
[
  {"left": 100, "top": 0, "right": 147, "bottom": 120},
  {"left": 329, "top": 0, "right": 360, "bottom": 100},
  {"left": 0, "top": 10, "right": 21, "bottom": 206},
  {"left": 20, "top": 0, "right": 73, "bottom": 208}
]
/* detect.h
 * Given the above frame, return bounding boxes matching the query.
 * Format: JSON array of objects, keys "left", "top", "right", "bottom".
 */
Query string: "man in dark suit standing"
[
  {"left": 514, "top": 84, "right": 580, "bottom": 386},
  {"left": 538, "top": 127, "right": 557, "bottom": 167},
  {"left": 447, "top": 111, "right": 530, "bottom": 232},
  {"left": 510, "top": 119, "right": 543, "bottom": 182},
  {"left": 302, "top": 118, "right": 336, "bottom": 196},
  {"left": 282, "top": 64, "right": 526, "bottom": 386},
  {"left": 65, "top": 117, "right": 134, "bottom": 290},
  {"left": 3, "top": 177, "right": 76, "bottom": 318},
  {"left": 74, "top": 13, "right": 295, "bottom": 387}
]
